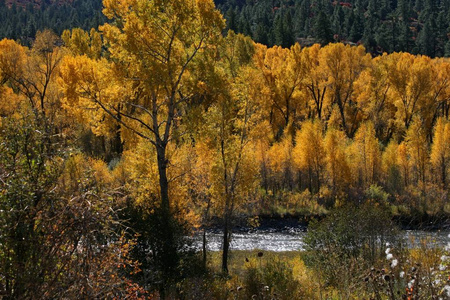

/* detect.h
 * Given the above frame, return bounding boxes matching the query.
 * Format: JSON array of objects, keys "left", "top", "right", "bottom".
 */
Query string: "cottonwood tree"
[
  {"left": 61, "top": 28, "right": 102, "bottom": 59},
  {"left": 60, "top": 0, "right": 224, "bottom": 295},
  {"left": 0, "top": 31, "right": 64, "bottom": 125},
  {"left": 405, "top": 116, "right": 429, "bottom": 184},
  {"left": 293, "top": 120, "right": 325, "bottom": 194},
  {"left": 382, "top": 140, "right": 403, "bottom": 194},
  {"left": 253, "top": 43, "right": 306, "bottom": 138},
  {"left": 194, "top": 32, "right": 260, "bottom": 274},
  {"left": 323, "top": 127, "right": 351, "bottom": 200},
  {"left": 319, "top": 43, "right": 371, "bottom": 137},
  {"left": 386, "top": 53, "right": 434, "bottom": 134},
  {"left": 350, "top": 122, "right": 382, "bottom": 190},
  {"left": 430, "top": 118, "right": 450, "bottom": 189},
  {"left": 355, "top": 54, "right": 396, "bottom": 143},
  {"left": 303, "top": 44, "right": 329, "bottom": 121}
]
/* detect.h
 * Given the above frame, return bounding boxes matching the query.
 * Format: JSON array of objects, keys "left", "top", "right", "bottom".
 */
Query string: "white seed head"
[{"left": 391, "top": 259, "right": 398, "bottom": 268}]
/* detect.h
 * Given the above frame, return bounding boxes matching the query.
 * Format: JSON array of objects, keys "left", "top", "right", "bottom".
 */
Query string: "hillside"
[
  {"left": 0, "top": 0, "right": 105, "bottom": 45},
  {"left": 5, "top": 0, "right": 73, "bottom": 8},
  {"left": 216, "top": 0, "right": 450, "bottom": 57},
  {"left": 0, "top": 0, "right": 449, "bottom": 55}
]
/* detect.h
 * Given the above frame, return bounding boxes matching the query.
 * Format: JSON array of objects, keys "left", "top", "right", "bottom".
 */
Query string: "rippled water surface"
[{"left": 192, "top": 230, "right": 450, "bottom": 252}]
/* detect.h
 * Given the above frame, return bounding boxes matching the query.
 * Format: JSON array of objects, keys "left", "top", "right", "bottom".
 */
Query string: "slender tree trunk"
[
  {"left": 222, "top": 214, "right": 230, "bottom": 274},
  {"left": 155, "top": 141, "right": 175, "bottom": 300},
  {"left": 442, "top": 163, "right": 447, "bottom": 189},
  {"left": 156, "top": 142, "right": 170, "bottom": 212},
  {"left": 202, "top": 228, "right": 207, "bottom": 270}
]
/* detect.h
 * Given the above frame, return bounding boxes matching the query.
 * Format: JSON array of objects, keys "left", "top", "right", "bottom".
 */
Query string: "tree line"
[
  {"left": 0, "top": 0, "right": 106, "bottom": 46},
  {"left": 1, "top": 0, "right": 449, "bottom": 56},
  {"left": 0, "top": 0, "right": 449, "bottom": 297},
  {"left": 218, "top": 0, "right": 450, "bottom": 57}
]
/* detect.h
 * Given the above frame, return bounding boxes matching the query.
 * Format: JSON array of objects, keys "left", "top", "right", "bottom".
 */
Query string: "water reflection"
[{"left": 192, "top": 230, "right": 450, "bottom": 252}]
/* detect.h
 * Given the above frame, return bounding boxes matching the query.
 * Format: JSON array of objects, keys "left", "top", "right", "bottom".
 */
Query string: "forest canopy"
[
  {"left": 0, "top": 0, "right": 449, "bottom": 56},
  {"left": 0, "top": 0, "right": 449, "bottom": 298}
]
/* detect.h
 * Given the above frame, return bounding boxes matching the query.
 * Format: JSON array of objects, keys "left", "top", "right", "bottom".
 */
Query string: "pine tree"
[
  {"left": 254, "top": 24, "right": 269, "bottom": 45},
  {"left": 417, "top": 19, "right": 437, "bottom": 57},
  {"left": 349, "top": 10, "right": 364, "bottom": 42},
  {"left": 445, "top": 40, "right": 450, "bottom": 57},
  {"left": 226, "top": 7, "right": 238, "bottom": 32},
  {"left": 331, "top": 5, "right": 345, "bottom": 39},
  {"left": 362, "top": 16, "right": 378, "bottom": 54},
  {"left": 314, "top": 11, "right": 333, "bottom": 46},
  {"left": 398, "top": 21, "right": 413, "bottom": 53}
]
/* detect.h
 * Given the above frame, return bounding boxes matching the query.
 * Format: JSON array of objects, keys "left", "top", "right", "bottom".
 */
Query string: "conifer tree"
[{"left": 314, "top": 11, "right": 333, "bottom": 46}]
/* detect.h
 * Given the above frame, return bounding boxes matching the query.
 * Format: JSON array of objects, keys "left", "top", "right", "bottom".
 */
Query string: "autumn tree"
[
  {"left": 61, "top": 28, "right": 102, "bottom": 59},
  {"left": 429, "top": 59, "right": 450, "bottom": 126},
  {"left": 405, "top": 116, "right": 429, "bottom": 184},
  {"left": 319, "top": 43, "right": 371, "bottom": 137},
  {"left": 293, "top": 120, "right": 325, "bottom": 194},
  {"left": 60, "top": 0, "right": 224, "bottom": 295},
  {"left": 323, "top": 127, "right": 351, "bottom": 200},
  {"left": 350, "top": 122, "right": 381, "bottom": 190},
  {"left": 267, "top": 130, "right": 296, "bottom": 193},
  {"left": 99, "top": 0, "right": 223, "bottom": 214},
  {"left": 303, "top": 44, "right": 329, "bottom": 120},
  {"left": 195, "top": 32, "right": 260, "bottom": 274},
  {"left": 430, "top": 117, "right": 450, "bottom": 189},
  {"left": 397, "top": 142, "right": 410, "bottom": 188},
  {"left": 253, "top": 43, "right": 306, "bottom": 138},
  {"left": 382, "top": 140, "right": 403, "bottom": 194},
  {"left": 386, "top": 53, "right": 435, "bottom": 134},
  {"left": 0, "top": 30, "right": 64, "bottom": 125},
  {"left": 355, "top": 54, "right": 396, "bottom": 143}
]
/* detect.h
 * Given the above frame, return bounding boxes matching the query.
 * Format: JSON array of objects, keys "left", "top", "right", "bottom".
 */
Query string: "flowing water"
[{"left": 192, "top": 229, "right": 450, "bottom": 252}]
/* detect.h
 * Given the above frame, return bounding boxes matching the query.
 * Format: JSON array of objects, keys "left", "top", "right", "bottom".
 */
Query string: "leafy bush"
[
  {"left": 0, "top": 117, "right": 143, "bottom": 299},
  {"left": 121, "top": 203, "right": 205, "bottom": 297},
  {"left": 303, "top": 203, "right": 401, "bottom": 294}
]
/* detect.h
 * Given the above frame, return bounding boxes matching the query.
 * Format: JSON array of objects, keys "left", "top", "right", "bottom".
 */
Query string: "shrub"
[
  {"left": 241, "top": 255, "right": 302, "bottom": 299},
  {"left": 121, "top": 203, "right": 205, "bottom": 297},
  {"left": 303, "top": 203, "right": 401, "bottom": 294}
]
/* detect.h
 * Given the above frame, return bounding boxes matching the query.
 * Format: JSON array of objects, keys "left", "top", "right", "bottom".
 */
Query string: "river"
[{"left": 192, "top": 230, "right": 450, "bottom": 252}]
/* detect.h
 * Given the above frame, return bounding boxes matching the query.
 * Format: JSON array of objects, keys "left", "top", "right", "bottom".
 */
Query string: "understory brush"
[{"left": 172, "top": 205, "right": 450, "bottom": 299}]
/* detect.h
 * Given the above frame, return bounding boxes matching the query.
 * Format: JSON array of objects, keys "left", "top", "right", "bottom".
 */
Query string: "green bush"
[{"left": 303, "top": 203, "right": 402, "bottom": 294}]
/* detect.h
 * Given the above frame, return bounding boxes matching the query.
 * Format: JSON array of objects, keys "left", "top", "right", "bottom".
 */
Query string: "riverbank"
[{"left": 205, "top": 212, "right": 450, "bottom": 234}]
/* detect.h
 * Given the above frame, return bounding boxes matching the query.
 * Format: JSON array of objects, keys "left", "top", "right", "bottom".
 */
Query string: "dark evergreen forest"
[
  {"left": 0, "top": 0, "right": 106, "bottom": 46},
  {"left": 217, "top": 0, "right": 450, "bottom": 57},
  {"left": 0, "top": 0, "right": 449, "bottom": 56}
]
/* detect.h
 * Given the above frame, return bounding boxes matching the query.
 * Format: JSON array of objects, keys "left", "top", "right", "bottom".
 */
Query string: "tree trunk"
[
  {"left": 155, "top": 141, "right": 175, "bottom": 300},
  {"left": 202, "top": 228, "right": 207, "bottom": 270},
  {"left": 156, "top": 142, "right": 170, "bottom": 212},
  {"left": 222, "top": 216, "right": 230, "bottom": 274}
]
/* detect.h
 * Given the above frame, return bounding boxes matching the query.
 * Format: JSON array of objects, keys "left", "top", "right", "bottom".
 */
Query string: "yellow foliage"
[
  {"left": 293, "top": 120, "right": 324, "bottom": 175},
  {"left": 324, "top": 128, "right": 351, "bottom": 193},
  {"left": 430, "top": 118, "right": 450, "bottom": 187},
  {"left": 350, "top": 122, "right": 381, "bottom": 188},
  {"left": 397, "top": 142, "right": 410, "bottom": 187},
  {"left": 382, "top": 140, "right": 399, "bottom": 174},
  {"left": 318, "top": 43, "right": 371, "bottom": 136},
  {"left": 253, "top": 42, "right": 306, "bottom": 133},
  {"left": 405, "top": 116, "right": 429, "bottom": 183},
  {"left": 62, "top": 28, "right": 102, "bottom": 59},
  {"left": 267, "top": 133, "right": 293, "bottom": 173}
]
